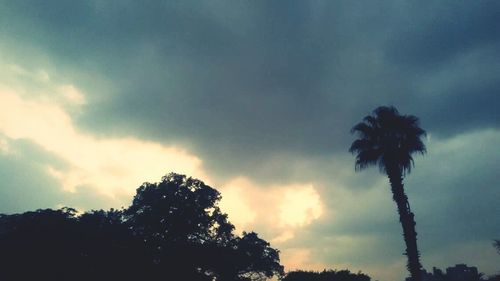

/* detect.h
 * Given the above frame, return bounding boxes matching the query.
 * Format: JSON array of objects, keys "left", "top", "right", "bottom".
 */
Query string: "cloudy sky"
[{"left": 0, "top": 1, "right": 499, "bottom": 280}]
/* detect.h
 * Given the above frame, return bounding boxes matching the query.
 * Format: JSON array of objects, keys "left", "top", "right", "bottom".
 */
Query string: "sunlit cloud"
[
  {"left": 280, "top": 248, "right": 327, "bottom": 272},
  {"left": 279, "top": 186, "right": 323, "bottom": 228},
  {"left": 217, "top": 182, "right": 257, "bottom": 231},
  {"left": 0, "top": 64, "right": 209, "bottom": 206},
  {"left": 219, "top": 177, "right": 323, "bottom": 244}
]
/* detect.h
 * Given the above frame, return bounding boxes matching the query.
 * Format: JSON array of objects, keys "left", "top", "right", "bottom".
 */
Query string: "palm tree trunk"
[{"left": 387, "top": 166, "right": 422, "bottom": 281}]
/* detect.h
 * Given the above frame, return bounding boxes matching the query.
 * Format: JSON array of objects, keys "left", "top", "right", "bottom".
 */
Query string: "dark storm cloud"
[
  {"left": 0, "top": 1, "right": 405, "bottom": 179},
  {"left": 385, "top": 1, "right": 500, "bottom": 137},
  {"left": 419, "top": 77, "right": 500, "bottom": 137},
  {"left": 387, "top": 1, "right": 500, "bottom": 68},
  {"left": 1, "top": 1, "right": 499, "bottom": 162},
  {"left": 3, "top": 1, "right": 499, "bottom": 181},
  {"left": 407, "top": 132, "right": 500, "bottom": 249}
]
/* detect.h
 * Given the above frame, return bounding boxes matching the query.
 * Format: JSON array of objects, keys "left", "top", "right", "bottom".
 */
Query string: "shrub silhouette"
[
  {"left": 282, "top": 269, "right": 371, "bottom": 281},
  {"left": 0, "top": 173, "right": 284, "bottom": 281}
]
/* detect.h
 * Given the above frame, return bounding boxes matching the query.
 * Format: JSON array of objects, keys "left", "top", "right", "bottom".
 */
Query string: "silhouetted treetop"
[
  {"left": 350, "top": 106, "right": 426, "bottom": 175},
  {"left": 126, "top": 173, "right": 234, "bottom": 244}
]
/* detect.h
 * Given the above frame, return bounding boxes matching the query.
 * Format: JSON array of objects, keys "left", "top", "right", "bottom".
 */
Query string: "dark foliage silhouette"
[
  {"left": 0, "top": 207, "right": 144, "bottom": 280},
  {"left": 0, "top": 173, "right": 284, "bottom": 281},
  {"left": 488, "top": 274, "right": 500, "bottom": 281},
  {"left": 489, "top": 240, "right": 500, "bottom": 281},
  {"left": 282, "top": 269, "right": 371, "bottom": 281},
  {"left": 349, "top": 106, "right": 426, "bottom": 281}
]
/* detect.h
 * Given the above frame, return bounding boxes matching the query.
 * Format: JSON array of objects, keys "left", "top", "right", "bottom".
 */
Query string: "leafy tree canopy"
[{"left": 0, "top": 173, "right": 284, "bottom": 281}]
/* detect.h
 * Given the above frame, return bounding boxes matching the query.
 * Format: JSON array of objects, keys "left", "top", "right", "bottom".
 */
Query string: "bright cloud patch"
[
  {"left": 217, "top": 183, "right": 257, "bottom": 230},
  {"left": 280, "top": 248, "right": 327, "bottom": 272},
  {"left": 219, "top": 177, "right": 323, "bottom": 244},
  {"left": 279, "top": 186, "right": 323, "bottom": 228}
]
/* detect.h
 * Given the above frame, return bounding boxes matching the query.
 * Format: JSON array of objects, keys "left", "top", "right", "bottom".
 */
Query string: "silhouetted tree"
[
  {"left": 474, "top": 272, "right": 486, "bottom": 281},
  {"left": 489, "top": 239, "right": 500, "bottom": 281},
  {"left": 349, "top": 106, "right": 426, "bottom": 281},
  {"left": 124, "top": 173, "right": 284, "bottom": 280},
  {"left": 0, "top": 208, "right": 145, "bottom": 280},
  {"left": 0, "top": 208, "right": 80, "bottom": 280},
  {"left": 76, "top": 209, "right": 148, "bottom": 280},
  {"left": 0, "top": 173, "right": 284, "bottom": 281},
  {"left": 282, "top": 269, "right": 371, "bottom": 281}
]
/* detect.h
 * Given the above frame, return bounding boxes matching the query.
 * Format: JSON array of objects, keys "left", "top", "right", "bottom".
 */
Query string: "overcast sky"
[{"left": 0, "top": 1, "right": 499, "bottom": 280}]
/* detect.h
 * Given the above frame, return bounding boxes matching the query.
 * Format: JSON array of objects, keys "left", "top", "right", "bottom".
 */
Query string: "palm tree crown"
[{"left": 349, "top": 106, "right": 426, "bottom": 176}]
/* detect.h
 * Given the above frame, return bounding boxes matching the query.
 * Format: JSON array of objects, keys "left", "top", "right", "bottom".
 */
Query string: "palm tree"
[
  {"left": 349, "top": 106, "right": 426, "bottom": 281},
  {"left": 494, "top": 239, "right": 500, "bottom": 254}
]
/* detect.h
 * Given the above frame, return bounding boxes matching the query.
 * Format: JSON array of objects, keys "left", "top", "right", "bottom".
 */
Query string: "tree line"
[{"left": 0, "top": 173, "right": 371, "bottom": 281}]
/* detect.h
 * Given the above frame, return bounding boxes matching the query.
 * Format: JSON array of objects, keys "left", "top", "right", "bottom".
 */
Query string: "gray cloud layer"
[{"left": 2, "top": 1, "right": 499, "bottom": 179}]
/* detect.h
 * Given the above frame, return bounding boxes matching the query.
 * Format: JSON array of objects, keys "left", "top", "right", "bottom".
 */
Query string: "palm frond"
[{"left": 351, "top": 122, "right": 375, "bottom": 138}]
